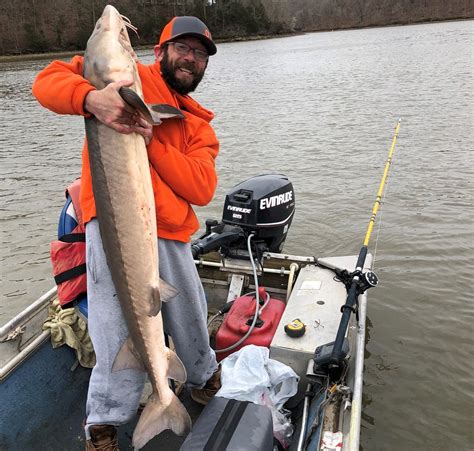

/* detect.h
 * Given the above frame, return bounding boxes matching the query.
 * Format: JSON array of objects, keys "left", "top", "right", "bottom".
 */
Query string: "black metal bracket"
[{"left": 340, "top": 302, "right": 359, "bottom": 321}]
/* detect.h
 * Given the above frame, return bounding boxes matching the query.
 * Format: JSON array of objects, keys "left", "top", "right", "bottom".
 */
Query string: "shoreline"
[
  {"left": 0, "top": 32, "right": 301, "bottom": 63},
  {"left": 0, "top": 17, "right": 471, "bottom": 63}
]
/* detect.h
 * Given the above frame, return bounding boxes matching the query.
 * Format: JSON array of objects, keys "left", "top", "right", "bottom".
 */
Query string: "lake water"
[{"left": 1, "top": 20, "right": 473, "bottom": 450}]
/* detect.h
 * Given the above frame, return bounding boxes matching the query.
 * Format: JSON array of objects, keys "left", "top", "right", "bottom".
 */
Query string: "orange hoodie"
[{"left": 32, "top": 56, "right": 219, "bottom": 243}]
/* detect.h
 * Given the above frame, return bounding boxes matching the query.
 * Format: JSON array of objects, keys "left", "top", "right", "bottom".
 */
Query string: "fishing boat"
[
  {"left": 0, "top": 173, "right": 379, "bottom": 451},
  {"left": 0, "top": 118, "right": 403, "bottom": 451}
]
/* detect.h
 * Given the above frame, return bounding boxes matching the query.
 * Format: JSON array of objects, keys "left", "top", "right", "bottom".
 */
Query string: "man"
[{"left": 33, "top": 16, "right": 221, "bottom": 450}]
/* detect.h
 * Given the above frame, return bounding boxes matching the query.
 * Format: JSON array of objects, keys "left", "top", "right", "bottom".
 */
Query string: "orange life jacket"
[{"left": 50, "top": 179, "right": 87, "bottom": 307}]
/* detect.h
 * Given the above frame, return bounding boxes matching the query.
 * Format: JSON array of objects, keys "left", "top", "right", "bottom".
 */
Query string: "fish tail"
[{"left": 132, "top": 391, "right": 191, "bottom": 450}]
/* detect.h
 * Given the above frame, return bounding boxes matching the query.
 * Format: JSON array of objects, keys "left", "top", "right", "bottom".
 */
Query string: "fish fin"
[
  {"left": 132, "top": 392, "right": 191, "bottom": 450},
  {"left": 112, "top": 336, "right": 145, "bottom": 372},
  {"left": 166, "top": 348, "right": 187, "bottom": 383},
  {"left": 159, "top": 277, "right": 179, "bottom": 302},
  {"left": 148, "top": 279, "right": 179, "bottom": 317},
  {"left": 149, "top": 285, "right": 162, "bottom": 317},
  {"left": 118, "top": 87, "right": 184, "bottom": 126},
  {"left": 149, "top": 103, "right": 185, "bottom": 120},
  {"left": 118, "top": 87, "right": 153, "bottom": 123}
]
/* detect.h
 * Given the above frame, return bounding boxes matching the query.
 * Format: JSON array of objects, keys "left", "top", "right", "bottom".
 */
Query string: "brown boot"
[
  {"left": 85, "top": 424, "right": 119, "bottom": 451},
  {"left": 191, "top": 365, "right": 222, "bottom": 406}
]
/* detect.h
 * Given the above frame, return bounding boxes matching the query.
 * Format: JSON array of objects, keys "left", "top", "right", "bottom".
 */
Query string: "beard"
[{"left": 160, "top": 48, "right": 205, "bottom": 95}]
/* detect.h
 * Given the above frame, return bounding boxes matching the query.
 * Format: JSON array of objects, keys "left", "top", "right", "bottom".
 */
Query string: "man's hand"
[
  {"left": 131, "top": 114, "right": 153, "bottom": 146},
  {"left": 84, "top": 80, "right": 153, "bottom": 145}
]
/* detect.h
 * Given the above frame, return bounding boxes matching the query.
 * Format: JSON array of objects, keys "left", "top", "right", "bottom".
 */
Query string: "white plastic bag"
[
  {"left": 216, "top": 345, "right": 299, "bottom": 448},
  {"left": 321, "top": 431, "right": 343, "bottom": 450}
]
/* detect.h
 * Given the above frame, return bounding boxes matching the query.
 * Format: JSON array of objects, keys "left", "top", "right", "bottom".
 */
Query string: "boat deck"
[{"left": 1, "top": 251, "right": 368, "bottom": 450}]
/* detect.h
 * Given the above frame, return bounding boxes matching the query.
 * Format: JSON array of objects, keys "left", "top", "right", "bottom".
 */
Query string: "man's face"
[{"left": 154, "top": 36, "right": 208, "bottom": 95}]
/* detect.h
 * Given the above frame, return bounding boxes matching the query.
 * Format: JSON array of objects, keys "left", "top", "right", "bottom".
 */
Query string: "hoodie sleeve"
[
  {"left": 32, "top": 55, "right": 96, "bottom": 117},
  {"left": 147, "top": 120, "right": 219, "bottom": 206}
]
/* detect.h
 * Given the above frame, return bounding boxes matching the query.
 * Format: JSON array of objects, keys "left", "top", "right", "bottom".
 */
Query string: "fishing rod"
[{"left": 325, "top": 119, "right": 401, "bottom": 380}]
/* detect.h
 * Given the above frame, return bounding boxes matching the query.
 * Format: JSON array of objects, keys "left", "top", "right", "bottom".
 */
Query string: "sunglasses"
[{"left": 167, "top": 42, "right": 209, "bottom": 62}]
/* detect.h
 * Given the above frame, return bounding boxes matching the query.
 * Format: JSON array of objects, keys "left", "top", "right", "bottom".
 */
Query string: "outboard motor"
[
  {"left": 222, "top": 174, "right": 295, "bottom": 253},
  {"left": 191, "top": 174, "right": 295, "bottom": 258}
]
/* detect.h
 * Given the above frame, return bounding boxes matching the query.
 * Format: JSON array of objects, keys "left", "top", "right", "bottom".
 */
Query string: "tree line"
[{"left": 0, "top": 0, "right": 472, "bottom": 55}]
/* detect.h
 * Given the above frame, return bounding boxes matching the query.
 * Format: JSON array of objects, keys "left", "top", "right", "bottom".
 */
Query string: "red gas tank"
[{"left": 215, "top": 287, "right": 286, "bottom": 361}]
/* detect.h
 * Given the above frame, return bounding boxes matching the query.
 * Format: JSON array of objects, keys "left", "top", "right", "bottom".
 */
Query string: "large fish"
[{"left": 83, "top": 5, "right": 191, "bottom": 449}]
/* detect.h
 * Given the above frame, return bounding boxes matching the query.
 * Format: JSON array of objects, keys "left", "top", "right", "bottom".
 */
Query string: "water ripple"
[{"left": 1, "top": 20, "right": 473, "bottom": 451}]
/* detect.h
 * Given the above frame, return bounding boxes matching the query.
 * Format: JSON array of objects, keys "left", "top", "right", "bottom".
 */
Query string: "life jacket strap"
[
  {"left": 60, "top": 233, "right": 86, "bottom": 243},
  {"left": 54, "top": 263, "right": 87, "bottom": 285}
]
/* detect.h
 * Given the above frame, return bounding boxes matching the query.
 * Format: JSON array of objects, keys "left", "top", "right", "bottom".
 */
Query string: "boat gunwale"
[{"left": 0, "top": 286, "right": 57, "bottom": 338}]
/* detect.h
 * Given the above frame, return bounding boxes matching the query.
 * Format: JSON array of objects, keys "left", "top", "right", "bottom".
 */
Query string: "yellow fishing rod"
[
  {"left": 327, "top": 119, "right": 401, "bottom": 378},
  {"left": 363, "top": 119, "right": 401, "bottom": 247}
]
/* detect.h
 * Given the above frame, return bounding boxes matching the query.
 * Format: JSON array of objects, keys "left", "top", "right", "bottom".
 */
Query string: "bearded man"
[{"left": 33, "top": 16, "right": 221, "bottom": 451}]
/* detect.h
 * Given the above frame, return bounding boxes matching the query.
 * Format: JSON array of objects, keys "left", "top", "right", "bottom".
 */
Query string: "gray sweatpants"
[{"left": 84, "top": 219, "right": 217, "bottom": 435}]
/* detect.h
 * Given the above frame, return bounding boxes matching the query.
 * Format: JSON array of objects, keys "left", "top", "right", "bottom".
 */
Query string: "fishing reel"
[
  {"left": 334, "top": 268, "right": 379, "bottom": 294},
  {"left": 359, "top": 270, "right": 379, "bottom": 293}
]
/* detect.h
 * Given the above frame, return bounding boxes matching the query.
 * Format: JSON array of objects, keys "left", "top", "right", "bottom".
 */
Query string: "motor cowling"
[{"left": 221, "top": 174, "right": 295, "bottom": 253}]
